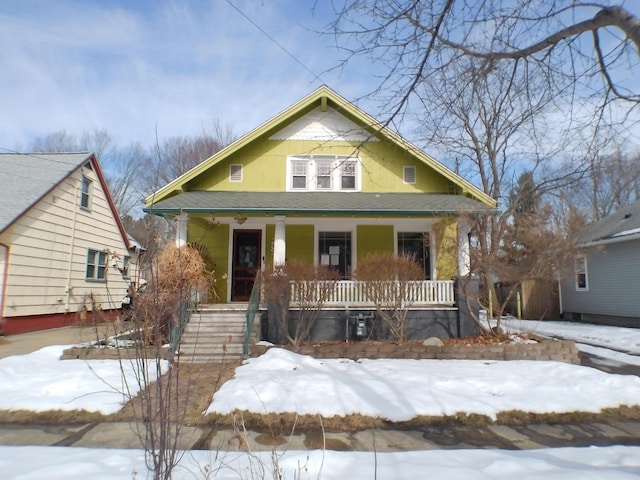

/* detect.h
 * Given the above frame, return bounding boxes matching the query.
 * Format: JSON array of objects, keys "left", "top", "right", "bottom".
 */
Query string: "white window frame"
[
  {"left": 287, "top": 155, "right": 360, "bottom": 192},
  {"left": 229, "top": 164, "right": 243, "bottom": 182},
  {"left": 86, "top": 249, "right": 107, "bottom": 282},
  {"left": 575, "top": 255, "right": 588, "bottom": 291},
  {"left": 80, "top": 176, "right": 92, "bottom": 210},
  {"left": 403, "top": 166, "right": 416, "bottom": 184}
]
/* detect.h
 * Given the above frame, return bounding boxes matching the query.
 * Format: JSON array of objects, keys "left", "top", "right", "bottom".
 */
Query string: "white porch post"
[
  {"left": 273, "top": 215, "right": 286, "bottom": 267},
  {"left": 457, "top": 219, "right": 471, "bottom": 277},
  {"left": 175, "top": 212, "right": 189, "bottom": 248}
]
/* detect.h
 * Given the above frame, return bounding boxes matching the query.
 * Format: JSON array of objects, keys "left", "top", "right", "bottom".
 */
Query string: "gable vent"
[
  {"left": 403, "top": 166, "right": 416, "bottom": 184},
  {"left": 230, "top": 164, "right": 243, "bottom": 182}
]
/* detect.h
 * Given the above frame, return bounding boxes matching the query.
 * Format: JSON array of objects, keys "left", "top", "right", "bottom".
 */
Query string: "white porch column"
[
  {"left": 457, "top": 219, "right": 471, "bottom": 277},
  {"left": 175, "top": 212, "right": 189, "bottom": 248},
  {"left": 273, "top": 215, "right": 286, "bottom": 267}
]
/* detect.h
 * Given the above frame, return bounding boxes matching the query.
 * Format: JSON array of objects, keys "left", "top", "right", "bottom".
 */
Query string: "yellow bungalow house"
[{"left": 145, "top": 86, "right": 496, "bottom": 349}]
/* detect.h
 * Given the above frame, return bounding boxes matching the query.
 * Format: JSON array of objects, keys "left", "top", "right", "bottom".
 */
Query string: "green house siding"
[
  {"left": 357, "top": 225, "right": 395, "bottom": 260},
  {"left": 286, "top": 224, "right": 314, "bottom": 263},
  {"left": 189, "top": 223, "right": 230, "bottom": 302},
  {"left": 185, "top": 138, "right": 457, "bottom": 195},
  {"left": 434, "top": 217, "right": 457, "bottom": 280}
]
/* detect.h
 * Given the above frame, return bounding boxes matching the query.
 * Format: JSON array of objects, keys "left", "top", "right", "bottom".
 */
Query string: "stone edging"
[{"left": 251, "top": 339, "right": 580, "bottom": 364}]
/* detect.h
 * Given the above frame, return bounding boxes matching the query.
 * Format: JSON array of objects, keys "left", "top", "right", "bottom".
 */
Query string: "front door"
[{"left": 231, "top": 230, "right": 261, "bottom": 301}]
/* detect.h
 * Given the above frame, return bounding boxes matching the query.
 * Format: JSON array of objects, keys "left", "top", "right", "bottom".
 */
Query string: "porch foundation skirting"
[{"left": 263, "top": 277, "right": 481, "bottom": 344}]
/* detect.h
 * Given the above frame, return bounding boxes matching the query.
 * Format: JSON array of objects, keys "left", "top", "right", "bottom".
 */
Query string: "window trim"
[
  {"left": 575, "top": 255, "right": 589, "bottom": 291},
  {"left": 86, "top": 249, "right": 108, "bottom": 282}
]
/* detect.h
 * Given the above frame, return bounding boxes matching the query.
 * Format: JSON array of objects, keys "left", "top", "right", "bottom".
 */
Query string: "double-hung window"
[
  {"left": 86, "top": 249, "right": 107, "bottom": 281},
  {"left": 80, "top": 176, "right": 92, "bottom": 209},
  {"left": 340, "top": 160, "right": 356, "bottom": 189},
  {"left": 291, "top": 161, "right": 308, "bottom": 189},
  {"left": 316, "top": 161, "right": 333, "bottom": 189},
  {"left": 575, "top": 255, "right": 588, "bottom": 290}
]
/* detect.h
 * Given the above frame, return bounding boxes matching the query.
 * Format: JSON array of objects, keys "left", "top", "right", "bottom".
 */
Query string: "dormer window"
[{"left": 287, "top": 155, "right": 360, "bottom": 192}]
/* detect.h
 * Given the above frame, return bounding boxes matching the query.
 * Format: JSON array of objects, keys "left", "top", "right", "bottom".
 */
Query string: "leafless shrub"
[
  {"left": 262, "top": 260, "right": 340, "bottom": 347},
  {"left": 355, "top": 252, "right": 425, "bottom": 342}
]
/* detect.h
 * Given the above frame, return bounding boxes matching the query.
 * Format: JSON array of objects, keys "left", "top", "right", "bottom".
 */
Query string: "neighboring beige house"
[{"left": 0, "top": 152, "right": 137, "bottom": 334}]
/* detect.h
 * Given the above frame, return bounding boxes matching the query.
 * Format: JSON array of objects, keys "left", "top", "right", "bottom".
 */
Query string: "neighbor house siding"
[
  {"left": 562, "top": 240, "right": 640, "bottom": 320},
  {"left": 357, "top": 225, "right": 394, "bottom": 260},
  {"left": 0, "top": 166, "right": 130, "bottom": 319}
]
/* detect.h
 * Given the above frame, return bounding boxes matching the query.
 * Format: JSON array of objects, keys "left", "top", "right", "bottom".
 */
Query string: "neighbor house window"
[
  {"left": 229, "top": 164, "right": 243, "bottom": 182},
  {"left": 80, "top": 176, "right": 92, "bottom": 209},
  {"left": 86, "top": 249, "right": 107, "bottom": 281},
  {"left": 575, "top": 255, "right": 588, "bottom": 290},
  {"left": 319, "top": 231, "right": 352, "bottom": 279},
  {"left": 398, "top": 232, "right": 431, "bottom": 279},
  {"left": 287, "top": 155, "right": 360, "bottom": 191}
]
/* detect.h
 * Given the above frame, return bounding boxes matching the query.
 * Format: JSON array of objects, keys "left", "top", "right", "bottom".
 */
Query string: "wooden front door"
[{"left": 231, "top": 230, "right": 262, "bottom": 301}]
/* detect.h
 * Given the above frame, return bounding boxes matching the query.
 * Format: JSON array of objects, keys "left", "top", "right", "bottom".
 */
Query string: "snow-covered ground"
[{"left": 0, "top": 320, "right": 639, "bottom": 479}]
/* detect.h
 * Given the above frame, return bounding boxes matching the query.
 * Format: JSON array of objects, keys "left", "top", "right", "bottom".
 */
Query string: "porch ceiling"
[{"left": 144, "top": 191, "right": 497, "bottom": 216}]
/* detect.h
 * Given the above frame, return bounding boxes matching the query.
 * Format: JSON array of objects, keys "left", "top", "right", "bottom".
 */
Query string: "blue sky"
[{"left": 0, "top": 0, "right": 376, "bottom": 151}]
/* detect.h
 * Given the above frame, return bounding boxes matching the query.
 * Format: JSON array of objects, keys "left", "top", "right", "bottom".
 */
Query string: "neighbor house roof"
[
  {"left": 0, "top": 152, "right": 130, "bottom": 248},
  {"left": 145, "top": 86, "right": 496, "bottom": 208},
  {"left": 578, "top": 198, "right": 640, "bottom": 246},
  {"left": 146, "top": 191, "right": 496, "bottom": 216}
]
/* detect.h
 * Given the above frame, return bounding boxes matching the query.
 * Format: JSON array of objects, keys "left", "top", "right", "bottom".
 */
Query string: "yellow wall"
[
  {"left": 433, "top": 217, "right": 458, "bottom": 280},
  {"left": 286, "top": 225, "right": 315, "bottom": 263},
  {"left": 357, "top": 225, "right": 394, "bottom": 260},
  {"left": 188, "top": 222, "right": 230, "bottom": 302}
]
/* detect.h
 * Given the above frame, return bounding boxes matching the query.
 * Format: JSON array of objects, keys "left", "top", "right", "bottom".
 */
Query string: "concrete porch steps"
[{"left": 176, "top": 305, "right": 258, "bottom": 363}]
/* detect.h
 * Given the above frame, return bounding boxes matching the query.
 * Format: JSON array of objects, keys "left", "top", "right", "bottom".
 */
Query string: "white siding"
[
  {"left": 0, "top": 165, "right": 130, "bottom": 318},
  {"left": 561, "top": 240, "right": 640, "bottom": 318}
]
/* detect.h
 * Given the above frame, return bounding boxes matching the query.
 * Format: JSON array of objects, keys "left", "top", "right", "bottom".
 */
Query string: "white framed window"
[
  {"left": 575, "top": 255, "right": 588, "bottom": 291},
  {"left": 291, "top": 161, "right": 308, "bottom": 189},
  {"left": 287, "top": 155, "right": 360, "bottom": 191},
  {"left": 229, "top": 164, "right": 243, "bottom": 182},
  {"left": 403, "top": 166, "right": 416, "bottom": 184},
  {"left": 86, "top": 249, "right": 107, "bottom": 281},
  {"left": 316, "top": 160, "right": 333, "bottom": 189},
  {"left": 80, "top": 176, "right": 92, "bottom": 210}
]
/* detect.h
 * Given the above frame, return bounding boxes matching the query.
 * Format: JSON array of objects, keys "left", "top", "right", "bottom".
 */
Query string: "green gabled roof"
[
  {"left": 145, "top": 86, "right": 496, "bottom": 208},
  {"left": 145, "top": 191, "right": 496, "bottom": 216}
]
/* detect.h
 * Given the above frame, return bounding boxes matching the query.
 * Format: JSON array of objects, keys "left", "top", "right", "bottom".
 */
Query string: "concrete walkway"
[{"left": 0, "top": 420, "right": 639, "bottom": 451}]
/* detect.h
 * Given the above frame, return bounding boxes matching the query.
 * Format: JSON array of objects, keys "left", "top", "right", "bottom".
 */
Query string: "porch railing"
[{"left": 289, "top": 280, "right": 455, "bottom": 307}]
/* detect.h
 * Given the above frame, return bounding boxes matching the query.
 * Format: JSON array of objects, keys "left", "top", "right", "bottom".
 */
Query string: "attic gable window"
[
  {"left": 230, "top": 164, "right": 243, "bottom": 182},
  {"left": 403, "top": 166, "right": 416, "bottom": 184},
  {"left": 287, "top": 155, "right": 360, "bottom": 192},
  {"left": 80, "top": 176, "right": 92, "bottom": 210}
]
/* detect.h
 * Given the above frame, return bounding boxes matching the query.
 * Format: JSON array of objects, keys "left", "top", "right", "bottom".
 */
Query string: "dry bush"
[
  {"left": 262, "top": 260, "right": 340, "bottom": 347},
  {"left": 355, "top": 252, "right": 425, "bottom": 342}
]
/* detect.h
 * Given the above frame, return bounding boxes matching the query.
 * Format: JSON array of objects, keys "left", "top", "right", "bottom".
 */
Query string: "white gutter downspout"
[{"left": 65, "top": 185, "right": 80, "bottom": 312}]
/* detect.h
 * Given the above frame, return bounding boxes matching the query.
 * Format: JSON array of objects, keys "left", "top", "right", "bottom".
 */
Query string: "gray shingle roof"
[
  {"left": 578, "top": 198, "right": 640, "bottom": 244},
  {"left": 0, "top": 152, "right": 92, "bottom": 232},
  {"left": 144, "top": 191, "right": 495, "bottom": 216}
]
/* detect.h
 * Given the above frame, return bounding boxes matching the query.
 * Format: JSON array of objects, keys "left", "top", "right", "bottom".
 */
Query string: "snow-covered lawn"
[
  {"left": 206, "top": 348, "right": 640, "bottom": 420},
  {"left": 0, "top": 345, "right": 169, "bottom": 414}
]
